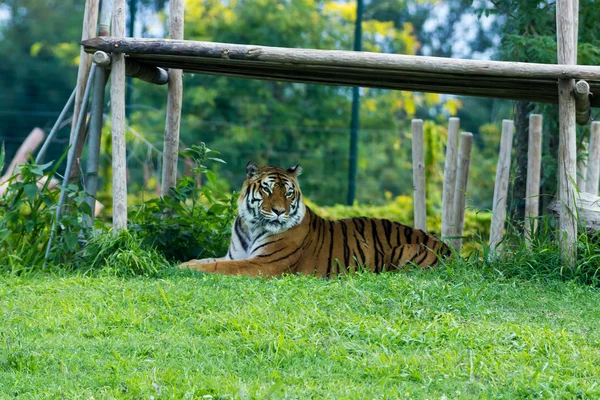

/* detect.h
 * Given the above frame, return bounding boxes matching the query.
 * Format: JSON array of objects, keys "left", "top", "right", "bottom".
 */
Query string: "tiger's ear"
[
  {"left": 287, "top": 164, "right": 302, "bottom": 177},
  {"left": 246, "top": 161, "right": 260, "bottom": 179}
]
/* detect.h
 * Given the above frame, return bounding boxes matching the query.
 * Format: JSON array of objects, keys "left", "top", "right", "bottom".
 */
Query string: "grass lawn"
[{"left": 1, "top": 265, "right": 600, "bottom": 399}]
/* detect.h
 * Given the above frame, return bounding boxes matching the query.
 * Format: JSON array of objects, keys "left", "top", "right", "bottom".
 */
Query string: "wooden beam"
[
  {"left": 574, "top": 80, "right": 591, "bottom": 125},
  {"left": 161, "top": 0, "right": 184, "bottom": 196},
  {"left": 411, "top": 119, "right": 426, "bottom": 231},
  {"left": 82, "top": 38, "right": 600, "bottom": 107},
  {"left": 441, "top": 117, "right": 460, "bottom": 243},
  {"left": 556, "top": 0, "right": 578, "bottom": 265},
  {"left": 111, "top": 0, "right": 127, "bottom": 231},
  {"left": 525, "top": 114, "right": 543, "bottom": 240},
  {"left": 489, "top": 120, "right": 514, "bottom": 254},
  {"left": 92, "top": 51, "right": 168, "bottom": 84},
  {"left": 82, "top": 38, "right": 600, "bottom": 81}
]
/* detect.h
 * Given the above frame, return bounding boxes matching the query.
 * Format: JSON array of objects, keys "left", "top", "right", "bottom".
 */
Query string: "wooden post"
[
  {"left": 556, "top": 0, "right": 578, "bottom": 264},
  {"left": 442, "top": 117, "right": 460, "bottom": 242},
  {"left": 161, "top": 0, "right": 184, "bottom": 196},
  {"left": 577, "top": 140, "right": 588, "bottom": 192},
  {"left": 585, "top": 122, "right": 600, "bottom": 195},
  {"left": 452, "top": 132, "right": 473, "bottom": 252},
  {"left": 525, "top": 114, "right": 543, "bottom": 240},
  {"left": 411, "top": 119, "right": 426, "bottom": 230},
  {"left": 69, "top": 0, "right": 99, "bottom": 180},
  {"left": 574, "top": 80, "right": 590, "bottom": 125},
  {"left": 111, "top": 0, "right": 127, "bottom": 231},
  {"left": 489, "top": 120, "right": 514, "bottom": 253},
  {"left": 84, "top": 66, "right": 109, "bottom": 228}
]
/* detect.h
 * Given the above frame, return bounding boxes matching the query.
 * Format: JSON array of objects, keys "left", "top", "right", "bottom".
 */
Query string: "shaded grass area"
[{"left": 1, "top": 265, "right": 600, "bottom": 399}]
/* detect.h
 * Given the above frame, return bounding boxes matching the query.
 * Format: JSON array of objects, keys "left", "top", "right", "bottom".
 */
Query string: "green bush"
[
  {"left": 129, "top": 144, "right": 237, "bottom": 262},
  {"left": 0, "top": 148, "right": 91, "bottom": 273}
]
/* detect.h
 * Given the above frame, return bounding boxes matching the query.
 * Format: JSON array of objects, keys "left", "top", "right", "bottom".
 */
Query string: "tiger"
[{"left": 180, "top": 161, "right": 452, "bottom": 277}]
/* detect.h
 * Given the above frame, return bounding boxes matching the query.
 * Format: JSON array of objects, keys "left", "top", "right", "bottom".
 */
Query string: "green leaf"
[
  {"left": 206, "top": 170, "right": 217, "bottom": 187},
  {"left": 64, "top": 231, "right": 78, "bottom": 252},
  {"left": 207, "top": 204, "right": 227, "bottom": 215},
  {"left": 23, "top": 183, "right": 39, "bottom": 202},
  {"left": 208, "top": 157, "right": 226, "bottom": 164}
]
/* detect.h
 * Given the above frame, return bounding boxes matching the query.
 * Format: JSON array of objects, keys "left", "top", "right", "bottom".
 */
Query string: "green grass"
[{"left": 1, "top": 264, "right": 600, "bottom": 399}]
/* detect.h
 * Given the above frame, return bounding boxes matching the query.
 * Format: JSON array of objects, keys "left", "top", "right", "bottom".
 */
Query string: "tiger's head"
[{"left": 238, "top": 161, "right": 305, "bottom": 234}]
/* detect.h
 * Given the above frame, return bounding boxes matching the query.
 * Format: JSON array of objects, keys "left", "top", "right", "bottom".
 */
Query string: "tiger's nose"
[{"left": 272, "top": 206, "right": 285, "bottom": 216}]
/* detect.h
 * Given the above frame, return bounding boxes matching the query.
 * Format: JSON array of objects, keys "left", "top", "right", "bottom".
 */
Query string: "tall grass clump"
[
  {"left": 76, "top": 230, "right": 171, "bottom": 276},
  {"left": 484, "top": 215, "right": 600, "bottom": 287}
]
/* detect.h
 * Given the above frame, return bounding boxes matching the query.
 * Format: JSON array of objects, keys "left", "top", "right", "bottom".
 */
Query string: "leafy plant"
[
  {"left": 0, "top": 151, "right": 92, "bottom": 273},
  {"left": 130, "top": 143, "right": 237, "bottom": 262}
]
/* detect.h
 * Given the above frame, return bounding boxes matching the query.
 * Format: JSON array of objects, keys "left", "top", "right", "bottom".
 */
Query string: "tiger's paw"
[{"left": 179, "top": 259, "right": 217, "bottom": 273}]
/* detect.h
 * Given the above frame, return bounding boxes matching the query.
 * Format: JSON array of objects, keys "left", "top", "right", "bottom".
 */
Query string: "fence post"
[
  {"left": 489, "top": 120, "right": 514, "bottom": 253},
  {"left": 585, "top": 121, "right": 600, "bottom": 195},
  {"left": 525, "top": 114, "right": 543, "bottom": 241},
  {"left": 412, "top": 119, "right": 426, "bottom": 230},
  {"left": 442, "top": 117, "right": 460, "bottom": 242},
  {"left": 452, "top": 132, "right": 473, "bottom": 252}
]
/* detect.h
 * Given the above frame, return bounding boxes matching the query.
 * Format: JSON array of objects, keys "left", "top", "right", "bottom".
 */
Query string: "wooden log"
[
  {"left": 489, "top": 120, "right": 514, "bottom": 254},
  {"left": 548, "top": 192, "right": 600, "bottom": 235},
  {"left": 161, "top": 0, "right": 184, "bottom": 196},
  {"left": 98, "top": 0, "right": 113, "bottom": 37},
  {"left": 111, "top": 0, "right": 127, "bottom": 231},
  {"left": 452, "top": 132, "right": 473, "bottom": 252},
  {"left": 577, "top": 140, "right": 588, "bottom": 192},
  {"left": 82, "top": 37, "right": 600, "bottom": 82},
  {"left": 81, "top": 44, "right": 600, "bottom": 106},
  {"left": 0, "top": 128, "right": 45, "bottom": 181},
  {"left": 525, "top": 114, "right": 543, "bottom": 240},
  {"left": 585, "top": 122, "right": 600, "bottom": 195},
  {"left": 411, "top": 119, "right": 426, "bottom": 231},
  {"left": 442, "top": 117, "right": 460, "bottom": 242},
  {"left": 556, "top": 0, "right": 578, "bottom": 265},
  {"left": 69, "top": 0, "right": 99, "bottom": 181},
  {"left": 92, "top": 51, "right": 168, "bottom": 84},
  {"left": 574, "top": 80, "right": 591, "bottom": 125}
]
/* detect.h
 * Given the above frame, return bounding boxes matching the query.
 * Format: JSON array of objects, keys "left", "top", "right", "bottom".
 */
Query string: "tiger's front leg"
[{"left": 179, "top": 258, "right": 291, "bottom": 277}]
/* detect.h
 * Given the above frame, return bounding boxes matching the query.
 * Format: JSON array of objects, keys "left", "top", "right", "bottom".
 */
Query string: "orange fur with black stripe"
[{"left": 180, "top": 162, "right": 451, "bottom": 277}]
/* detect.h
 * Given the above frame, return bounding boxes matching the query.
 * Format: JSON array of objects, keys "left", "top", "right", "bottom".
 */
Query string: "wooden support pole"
[
  {"left": 452, "top": 132, "right": 473, "bottom": 252},
  {"left": 411, "top": 119, "right": 426, "bottom": 231},
  {"left": 585, "top": 122, "right": 600, "bottom": 195},
  {"left": 93, "top": 51, "right": 169, "bottom": 85},
  {"left": 525, "top": 114, "right": 543, "bottom": 240},
  {"left": 556, "top": 0, "right": 578, "bottom": 265},
  {"left": 489, "top": 120, "right": 514, "bottom": 253},
  {"left": 574, "top": 80, "right": 591, "bottom": 125},
  {"left": 442, "top": 118, "right": 460, "bottom": 242},
  {"left": 161, "top": 0, "right": 184, "bottom": 196},
  {"left": 83, "top": 66, "right": 109, "bottom": 228},
  {"left": 111, "top": 0, "right": 127, "bottom": 231},
  {"left": 69, "top": 0, "right": 99, "bottom": 180}
]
